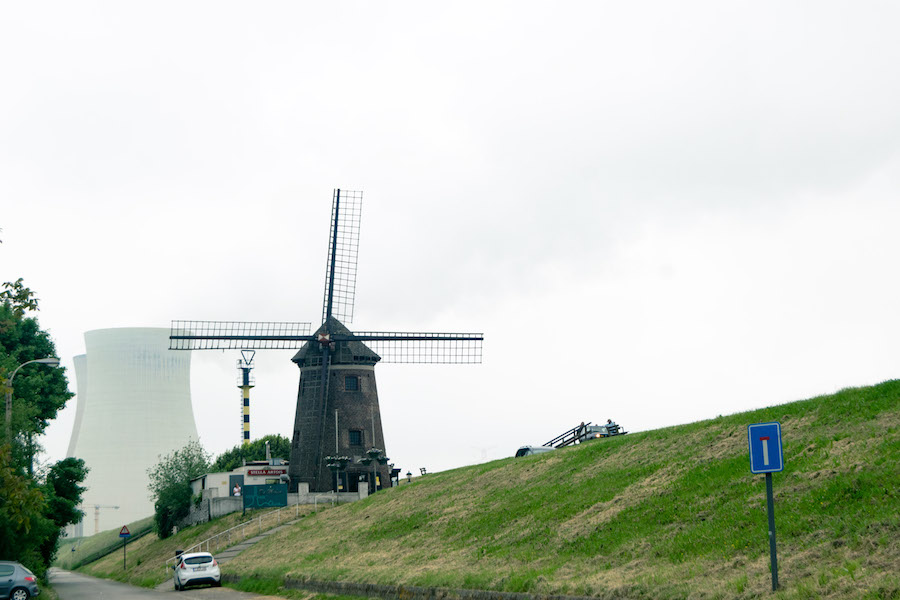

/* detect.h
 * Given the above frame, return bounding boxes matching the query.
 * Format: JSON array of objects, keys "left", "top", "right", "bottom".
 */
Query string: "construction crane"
[{"left": 93, "top": 504, "right": 120, "bottom": 535}]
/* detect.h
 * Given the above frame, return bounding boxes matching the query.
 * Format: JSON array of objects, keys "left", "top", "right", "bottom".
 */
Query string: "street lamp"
[
  {"left": 5, "top": 357, "right": 60, "bottom": 440},
  {"left": 359, "top": 448, "right": 388, "bottom": 493},
  {"left": 325, "top": 455, "right": 350, "bottom": 493}
]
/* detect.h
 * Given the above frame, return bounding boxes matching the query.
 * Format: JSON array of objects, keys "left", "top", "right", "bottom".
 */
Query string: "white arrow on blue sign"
[{"left": 748, "top": 421, "right": 784, "bottom": 473}]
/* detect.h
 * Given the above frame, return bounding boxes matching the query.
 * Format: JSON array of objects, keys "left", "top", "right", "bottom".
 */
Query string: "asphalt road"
[{"left": 49, "top": 569, "right": 276, "bottom": 600}]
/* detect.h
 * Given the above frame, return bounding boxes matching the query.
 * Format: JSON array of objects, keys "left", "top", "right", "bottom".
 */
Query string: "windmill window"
[
  {"left": 345, "top": 375, "right": 359, "bottom": 391},
  {"left": 349, "top": 430, "right": 363, "bottom": 446}
]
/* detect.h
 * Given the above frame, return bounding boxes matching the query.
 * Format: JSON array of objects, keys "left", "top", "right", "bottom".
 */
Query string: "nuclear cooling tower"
[
  {"left": 66, "top": 354, "right": 87, "bottom": 459},
  {"left": 67, "top": 328, "right": 198, "bottom": 535}
]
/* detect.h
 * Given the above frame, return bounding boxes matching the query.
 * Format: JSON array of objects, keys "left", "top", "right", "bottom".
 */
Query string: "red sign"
[
  {"left": 247, "top": 469, "right": 286, "bottom": 477},
  {"left": 119, "top": 525, "right": 131, "bottom": 537}
]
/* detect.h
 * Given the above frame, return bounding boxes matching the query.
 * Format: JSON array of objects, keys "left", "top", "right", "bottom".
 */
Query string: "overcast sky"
[{"left": 3, "top": 1, "right": 899, "bottom": 476}]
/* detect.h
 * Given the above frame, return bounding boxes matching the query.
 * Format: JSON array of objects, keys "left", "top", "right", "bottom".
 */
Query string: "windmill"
[{"left": 170, "top": 190, "right": 483, "bottom": 493}]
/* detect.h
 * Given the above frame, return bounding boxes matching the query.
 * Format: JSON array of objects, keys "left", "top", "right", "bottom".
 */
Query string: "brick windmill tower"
[{"left": 170, "top": 190, "right": 483, "bottom": 493}]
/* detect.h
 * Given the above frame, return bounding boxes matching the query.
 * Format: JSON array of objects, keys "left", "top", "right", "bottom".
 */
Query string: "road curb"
[{"left": 222, "top": 574, "right": 607, "bottom": 600}]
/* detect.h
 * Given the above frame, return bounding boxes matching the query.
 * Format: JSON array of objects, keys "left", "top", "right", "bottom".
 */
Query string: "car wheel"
[{"left": 11, "top": 588, "right": 31, "bottom": 600}]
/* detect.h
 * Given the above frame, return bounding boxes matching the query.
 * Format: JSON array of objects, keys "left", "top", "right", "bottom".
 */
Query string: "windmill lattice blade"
[
  {"left": 323, "top": 189, "right": 363, "bottom": 324},
  {"left": 349, "top": 331, "right": 483, "bottom": 364},
  {"left": 169, "top": 321, "right": 313, "bottom": 350}
]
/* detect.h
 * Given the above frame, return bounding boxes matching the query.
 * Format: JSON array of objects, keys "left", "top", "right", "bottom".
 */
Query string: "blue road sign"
[{"left": 748, "top": 422, "right": 784, "bottom": 473}]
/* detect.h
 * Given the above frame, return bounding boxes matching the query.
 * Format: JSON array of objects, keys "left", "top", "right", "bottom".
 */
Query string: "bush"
[
  {"left": 154, "top": 482, "right": 193, "bottom": 539},
  {"left": 147, "top": 440, "right": 210, "bottom": 538}
]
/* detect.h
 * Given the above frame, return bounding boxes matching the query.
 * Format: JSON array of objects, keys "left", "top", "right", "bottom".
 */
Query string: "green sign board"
[{"left": 242, "top": 484, "right": 288, "bottom": 509}]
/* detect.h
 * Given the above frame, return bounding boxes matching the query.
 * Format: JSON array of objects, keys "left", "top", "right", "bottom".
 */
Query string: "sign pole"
[
  {"left": 765, "top": 472, "right": 778, "bottom": 591},
  {"left": 118, "top": 525, "right": 131, "bottom": 570},
  {"left": 748, "top": 422, "right": 784, "bottom": 593}
]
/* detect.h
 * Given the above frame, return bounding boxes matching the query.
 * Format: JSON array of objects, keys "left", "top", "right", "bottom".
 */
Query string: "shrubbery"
[{"left": 147, "top": 440, "right": 210, "bottom": 538}]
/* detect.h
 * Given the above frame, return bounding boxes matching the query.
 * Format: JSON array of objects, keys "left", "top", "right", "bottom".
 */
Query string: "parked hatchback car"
[
  {"left": 514, "top": 445, "right": 555, "bottom": 457},
  {"left": 0, "top": 561, "right": 40, "bottom": 600},
  {"left": 173, "top": 552, "right": 221, "bottom": 591}
]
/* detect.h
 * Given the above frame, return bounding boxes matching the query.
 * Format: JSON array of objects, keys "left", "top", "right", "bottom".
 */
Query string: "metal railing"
[{"left": 163, "top": 502, "right": 303, "bottom": 576}]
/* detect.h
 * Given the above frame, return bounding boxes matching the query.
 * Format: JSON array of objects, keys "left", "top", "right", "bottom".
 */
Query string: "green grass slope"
[
  {"left": 224, "top": 381, "right": 900, "bottom": 600},
  {"left": 69, "top": 505, "right": 317, "bottom": 588},
  {"left": 55, "top": 516, "right": 154, "bottom": 570}
]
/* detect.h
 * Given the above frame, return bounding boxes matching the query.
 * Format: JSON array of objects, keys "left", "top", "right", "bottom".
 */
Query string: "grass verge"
[
  {"left": 70, "top": 504, "right": 317, "bottom": 588},
  {"left": 221, "top": 381, "right": 900, "bottom": 600}
]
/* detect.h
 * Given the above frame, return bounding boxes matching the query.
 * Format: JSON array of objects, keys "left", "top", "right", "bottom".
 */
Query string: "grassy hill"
[
  {"left": 70, "top": 506, "right": 316, "bottom": 587},
  {"left": 66, "top": 381, "right": 899, "bottom": 599},
  {"left": 220, "top": 381, "right": 899, "bottom": 599},
  {"left": 56, "top": 516, "right": 154, "bottom": 571}
]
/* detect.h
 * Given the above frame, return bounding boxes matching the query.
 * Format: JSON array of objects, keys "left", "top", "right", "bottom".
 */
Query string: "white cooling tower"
[
  {"left": 68, "top": 328, "right": 198, "bottom": 535},
  {"left": 66, "top": 354, "right": 87, "bottom": 459}
]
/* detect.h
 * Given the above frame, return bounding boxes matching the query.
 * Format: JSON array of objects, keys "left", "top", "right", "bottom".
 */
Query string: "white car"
[{"left": 173, "top": 552, "right": 221, "bottom": 591}]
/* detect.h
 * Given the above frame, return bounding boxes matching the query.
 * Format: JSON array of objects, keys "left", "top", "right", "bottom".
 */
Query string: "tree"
[
  {"left": 43, "top": 458, "right": 88, "bottom": 528},
  {"left": 0, "top": 278, "right": 40, "bottom": 319},
  {"left": 147, "top": 440, "right": 210, "bottom": 538},
  {"left": 0, "top": 445, "right": 46, "bottom": 572},
  {"left": 37, "top": 457, "right": 88, "bottom": 572},
  {"left": 0, "top": 279, "right": 86, "bottom": 580},
  {"left": 0, "top": 448, "right": 85, "bottom": 579},
  {"left": 1, "top": 282, "right": 73, "bottom": 453},
  {"left": 210, "top": 434, "right": 291, "bottom": 472}
]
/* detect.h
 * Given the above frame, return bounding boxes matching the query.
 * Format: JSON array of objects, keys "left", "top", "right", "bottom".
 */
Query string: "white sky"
[{"left": 2, "top": 1, "right": 899, "bottom": 476}]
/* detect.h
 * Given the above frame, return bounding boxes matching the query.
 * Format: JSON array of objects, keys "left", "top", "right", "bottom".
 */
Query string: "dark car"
[{"left": 0, "top": 561, "right": 40, "bottom": 600}]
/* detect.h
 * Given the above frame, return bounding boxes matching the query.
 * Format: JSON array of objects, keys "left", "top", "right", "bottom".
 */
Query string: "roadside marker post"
[
  {"left": 748, "top": 421, "right": 784, "bottom": 592},
  {"left": 119, "top": 525, "right": 132, "bottom": 570}
]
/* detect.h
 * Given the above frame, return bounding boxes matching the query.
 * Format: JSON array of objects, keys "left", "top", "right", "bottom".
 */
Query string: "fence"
[{"left": 163, "top": 497, "right": 337, "bottom": 576}]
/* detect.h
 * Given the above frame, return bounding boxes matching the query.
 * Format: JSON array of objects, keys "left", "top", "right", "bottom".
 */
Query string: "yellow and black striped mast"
[{"left": 237, "top": 350, "right": 255, "bottom": 446}]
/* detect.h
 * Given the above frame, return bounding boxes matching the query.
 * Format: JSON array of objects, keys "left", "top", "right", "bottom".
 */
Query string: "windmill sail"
[
  {"left": 322, "top": 189, "right": 363, "bottom": 324},
  {"left": 169, "top": 321, "right": 312, "bottom": 350},
  {"left": 346, "top": 331, "right": 483, "bottom": 364}
]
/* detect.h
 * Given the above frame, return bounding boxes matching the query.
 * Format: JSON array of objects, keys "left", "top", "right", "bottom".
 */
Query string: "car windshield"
[{"left": 184, "top": 555, "right": 213, "bottom": 565}]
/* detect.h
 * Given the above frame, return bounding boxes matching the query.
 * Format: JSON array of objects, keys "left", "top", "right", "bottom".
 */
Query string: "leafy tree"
[
  {"left": 43, "top": 458, "right": 88, "bottom": 528},
  {"left": 0, "top": 444, "right": 46, "bottom": 571},
  {"left": 35, "top": 457, "right": 88, "bottom": 573},
  {"left": 0, "top": 279, "right": 86, "bottom": 579},
  {"left": 147, "top": 440, "right": 210, "bottom": 538},
  {"left": 0, "top": 447, "right": 86, "bottom": 579},
  {"left": 211, "top": 434, "right": 291, "bottom": 472},
  {"left": 0, "top": 278, "right": 40, "bottom": 319},
  {"left": 153, "top": 482, "right": 194, "bottom": 540},
  {"left": 1, "top": 282, "right": 73, "bottom": 454}
]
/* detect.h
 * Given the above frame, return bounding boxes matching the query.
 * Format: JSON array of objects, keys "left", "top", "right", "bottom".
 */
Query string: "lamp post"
[
  {"left": 325, "top": 455, "right": 350, "bottom": 493},
  {"left": 376, "top": 454, "right": 389, "bottom": 489},
  {"left": 5, "top": 357, "right": 60, "bottom": 440},
  {"left": 359, "top": 448, "right": 388, "bottom": 493}
]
